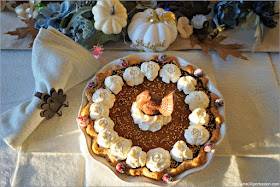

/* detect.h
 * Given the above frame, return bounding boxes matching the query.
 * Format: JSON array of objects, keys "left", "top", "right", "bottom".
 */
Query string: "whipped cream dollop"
[
  {"left": 159, "top": 64, "right": 181, "bottom": 84},
  {"left": 110, "top": 137, "right": 132, "bottom": 160},
  {"left": 189, "top": 108, "right": 209, "bottom": 126},
  {"left": 89, "top": 103, "right": 109, "bottom": 120},
  {"left": 126, "top": 146, "right": 147, "bottom": 168},
  {"left": 123, "top": 66, "right": 144, "bottom": 86},
  {"left": 184, "top": 125, "right": 209, "bottom": 145},
  {"left": 97, "top": 129, "right": 119, "bottom": 148},
  {"left": 177, "top": 76, "right": 197, "bottom": 95},
  {"left": 94, "top": 117, "right": 115, "bottom": 133},
  {"left": 141, "top": 61, "right": 160, "bottom": 81},
  {"left": 104, "top": 75, "right": 124, "bottom": 94},
  {"left": 170, "top": 141, "right": 193, "bottom": 162},
  {"left": 92, "top": 88, "right": 116, "bottom": 109},
  {"left": 146, "top": 148, "right": 171, "bottom": 172},
  {"left": 131, "top": 102, "right": 171, "bottom": 132},
  {"left": 184, "top": 91, "right": 209, "bottom": 111}
]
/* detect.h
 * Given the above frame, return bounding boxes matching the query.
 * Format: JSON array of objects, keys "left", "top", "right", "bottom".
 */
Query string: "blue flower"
[
  {"left": 35, "top": 1, "right": 75, "bottom": 30},
  {"left": 250, "top": 1, "right": 278, "bottom": 28},
  {"left": 212, "top": 1, "right": 245, "bottom": 29}
]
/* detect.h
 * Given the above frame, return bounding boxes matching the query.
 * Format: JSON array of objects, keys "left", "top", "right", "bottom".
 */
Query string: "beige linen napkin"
[{"left": 1, "top": 26, "right": 100, "bottom": 149}]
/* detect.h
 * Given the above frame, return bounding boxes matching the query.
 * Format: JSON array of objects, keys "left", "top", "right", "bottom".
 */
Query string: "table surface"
[{"left": 1, "top": 48, "right": 279, "bottom": 186}]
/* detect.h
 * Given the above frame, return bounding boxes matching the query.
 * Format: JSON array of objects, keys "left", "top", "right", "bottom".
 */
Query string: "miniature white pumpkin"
[
  {"left": 92, "top": 0, "right": 127, "bottom": 34},
  {"left": 128, "top": 8, "right": 177, "bottom": 52}
]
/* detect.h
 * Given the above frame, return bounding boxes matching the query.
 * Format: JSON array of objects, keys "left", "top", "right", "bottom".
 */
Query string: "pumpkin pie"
[{"left": 77, "top": 54, "right": 223, "bottom": 183}]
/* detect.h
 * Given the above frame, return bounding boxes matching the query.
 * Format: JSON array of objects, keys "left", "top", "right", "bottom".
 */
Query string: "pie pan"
[{"left": 78, "top": 52, "right": 226, "bottom": 186}]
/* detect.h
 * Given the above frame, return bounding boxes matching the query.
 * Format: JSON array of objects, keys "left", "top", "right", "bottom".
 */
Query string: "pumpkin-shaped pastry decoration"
[
  {"left": 128, "top": 8, "right": 177, "bottom": 52},
  {"left": 92, "top": 0, "right": 128, "bottom": 34}
]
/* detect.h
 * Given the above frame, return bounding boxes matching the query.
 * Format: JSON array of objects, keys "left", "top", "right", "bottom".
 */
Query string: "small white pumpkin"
[
  {"left": 92, "top": 0, "right": 127, "bottom": 34},
  {"left": 128, "top": 8, "right": 177, "bottom": 52},
  {"left": 177, "top": 17, "right": 193, "bottom": 39}
]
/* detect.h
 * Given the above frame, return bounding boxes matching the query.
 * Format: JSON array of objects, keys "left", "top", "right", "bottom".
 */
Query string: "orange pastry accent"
[
  {"left": 126, "top": 166, "right": 164, "bottom": 180},
  {"left": 167, "top": 148, "right": 207, "bottom": 176},
  {"left": 199, "top": 77, "right": 209, "bottom": 87},
  {"left": 80, "top": 102, "right": 92, "bottom": 117},
  {"left": 209, "top": 93, "right": 223, "bottom": 144},
  {"left": 136, "top": 90, "right": 174, "bottom": 116},
  {"left": 172, "top": 59, "right": 194, "bottom": 75},
  {"left": 180, "top": 65, "right": 194, "bottom": 75},
  {"left": 86, "top": 121, "right": 97, "bottom": 137},
  {"left": 159, "top": 91, "right": 175, "bottom": 116},
  {"left": 91, "top": 136, "right": 118, "bottom": 166}
]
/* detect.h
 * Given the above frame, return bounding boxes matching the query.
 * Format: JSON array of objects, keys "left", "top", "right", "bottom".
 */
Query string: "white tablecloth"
[{"left": 1, "top": 49, "right": 280, "bottom": 186}]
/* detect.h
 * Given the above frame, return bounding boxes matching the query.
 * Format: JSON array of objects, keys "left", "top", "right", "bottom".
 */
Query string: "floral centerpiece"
[{"left": 5, "top": 0, "right": 279, "bottom": 61}]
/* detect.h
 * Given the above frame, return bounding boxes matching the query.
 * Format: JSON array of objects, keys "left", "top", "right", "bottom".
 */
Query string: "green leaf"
[
  {"left": 78, "top": 30, "right": 122, "bottom": 50},
  {"left": 245, "top": 11, "right": 265, "bottom": 52},
  {"left": 59, "top": 11, "right": 75, "bottom": 29},
  {"left": 60, "top": 6, "right": 93, "bottom": 32},
  {"left": 81, "top": 19, "right": 95, "bottom": 39},
  {"left": 252, "top": 16, "right": 264, "bottom": 52},
  {"left": 246, "top": 11, "right": 258, "bottom": 30}
]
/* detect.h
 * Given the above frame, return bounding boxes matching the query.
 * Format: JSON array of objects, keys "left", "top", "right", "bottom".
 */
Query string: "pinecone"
[{"left": 75, "top": 0, "right": 96, "bottom": 9}]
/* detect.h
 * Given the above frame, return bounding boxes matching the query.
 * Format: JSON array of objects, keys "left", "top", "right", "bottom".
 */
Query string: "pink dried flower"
[
  {"left": 91, "top": 45, "right": 104, "bottom": 58},
  {"left": 130, "top": 43, "right": 137, "bottom": 49}
]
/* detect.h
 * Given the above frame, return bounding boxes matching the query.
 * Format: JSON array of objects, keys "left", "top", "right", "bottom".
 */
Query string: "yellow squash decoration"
[{"left": 92, "top": 0, "right": 127, "bottom": 34}]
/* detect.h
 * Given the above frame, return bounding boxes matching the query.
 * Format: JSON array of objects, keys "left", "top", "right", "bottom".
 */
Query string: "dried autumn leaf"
[
  {"left": 213, "top": 35, "right": 227, "bottom": 43},
  {"left": 190, "top": 34, "right": 247, "bottom": 61},
  {"left": 5, "top": 18, "right": 38, "bottom": 48},
  {"left": 190, "top": 34, "right": 199, "bottom": 47}
]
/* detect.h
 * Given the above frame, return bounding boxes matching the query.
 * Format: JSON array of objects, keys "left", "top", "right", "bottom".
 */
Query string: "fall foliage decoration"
[
  {"left": 5, "top": 18, "right": 38, "bottom": 48},
  {"left": 190, "top": 34, "right": 248, "bottom": 61},
  {"left": 35, "top": 88, "right": 69, "bottom": 120}
]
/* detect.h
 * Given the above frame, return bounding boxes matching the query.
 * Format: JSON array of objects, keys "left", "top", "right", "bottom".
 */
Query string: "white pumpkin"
[
  {"left": 128, "top": 8, "right": 177, "bottom": 52},
  {"left": 92, "top": 0, "right": 127, "bottom": 34}
]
